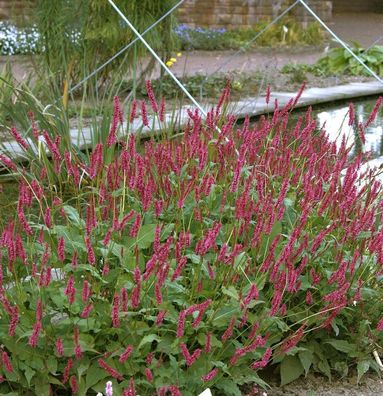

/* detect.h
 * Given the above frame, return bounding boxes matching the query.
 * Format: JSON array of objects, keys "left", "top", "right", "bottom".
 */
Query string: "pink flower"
[
  {"left": 281, "top": 325, "right": 305, "bottom": 353},
  {"left": 0, "top": 155, "right": 17, "bottom": 171},
  {"left": 265, "top": 85, "right": 271, "bottom": 104},
  {"left": 56, "top": 338, "right": 64, "bottom": 356},
  {"left": 131, "top": 286, "right": 140, "bottom": 309},
  {"left": 73, "top": 327, "right": 82, "bottom": 360},
  {"left": 145, "top": 367, "right": 153, "bottom": 382},
  {"left": 205, "top": 332, "right": 212, "bottom": 353},
  {"left": 80, "top": 303, "right": 94, "bottom": 318},
  {"left": 348, "top": 102, "right": 355, "bottom": 126},
  {"left": 64, "top": 275, "right": 76, "bottom": 304},
  {"left": 58, "top": 236, "right": 65, "bottom": 262},
  {"left": 121, "top": 287, "right": 128, "bottom": 312},
  {"left": 85, "top": 236, "right": 96, "bottom": 265},
  {"left": 112, "top": 293, "right": 120, "bottom": 327},
  {"left": 155, "top": 282, "right": 163, "bottom": 304},
  {"left": 10, "top": 126, "right": 29, "bottom": 150},
  {"left": 18, "top": 206, "right": 33, "bottom": 236},
  {"left": 98, "top": 359, "right": 123, "bottom": 380},
  {"left": 201, "top": 368, "right": 218, "bottom": 382},
  {"left": 44, "top": 207, "right": 52, "bottom": 228},
  {"left": 159, "top": 98, "right": 166, "bottom": 122},
  {"left": 251, "top": 347, "right": 272, "bottom": 370},
  {"left": 81, "top": 280, "right": 91, "bottom": 303},
  {"left": 129, "top": 100, "right": 137, "bottom": 123},
  {"left": 365, "top": 96, "right": 382, "bottom": 127},
  {"left": 129, "top": 214, "right": 142, "bottom": 238},
  {"left": 8, "top": 306, "right": 19, "bottom": 337},
  {"left": 180, "top": 342, "right": 202, "bottom": 366},
  {"left": 124, "top": 378, "right": 136, "bottom": 396},
  {"left": 156, "top": 310, "right": 167, "bottom": 326},
  {"left": 107, "top": 97, "right": 123, "bottom": 146},
  {"left": 176, "top": 311, "right": 186, "bottom": 338},
  {"left": 119, "top": 345, "right": 134, "bottom": 363},
  {"left": 243, "top": 284, "right": 259, "bottom": 306},
  {"left": 141, "top": 100, "right": 149, "bottom": 127},
  {"left": 70, "top": 375, "right": 79, "bottom": 393},
  {"left": 221, "top": 317, "right": 236, "bottom": 342},
  {"left": 146, "top": 80, "right": 158, "bottom": 113},
  {"left": 63, "top": 358, "right": 73, "bottom": 383},
  {"left": 377, "top": 318, "right": 383, "bottom": 331},
  {"left": 28, "top": 322, "right": 41, "bottom": 347},
  {"left": 2, "top": 351, "right": 13, "bottom": 373}
]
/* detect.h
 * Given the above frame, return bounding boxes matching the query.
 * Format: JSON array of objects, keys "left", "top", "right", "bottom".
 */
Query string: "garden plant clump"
[
  {"left": 0, "top": 22, "right": 40, "bottom": 56},
  {"left": 175, "top": 19, "right": 326, "bottom": 51},
  {"left": 0, "top": 85, "right": 383, "bottom": 395}
]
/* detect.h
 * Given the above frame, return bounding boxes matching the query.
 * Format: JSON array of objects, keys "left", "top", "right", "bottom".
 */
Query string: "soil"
[{"left": 263, "top": 373, "right": 383, "bottom": 396}]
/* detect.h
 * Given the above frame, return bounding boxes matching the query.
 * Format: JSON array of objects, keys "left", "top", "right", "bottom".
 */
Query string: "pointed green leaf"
[
  {"left": 280, "top": 355, "right": 304, "bottom": 386},
  {"left": 357, "top": 360, "right": 370, "bottom": 383}
]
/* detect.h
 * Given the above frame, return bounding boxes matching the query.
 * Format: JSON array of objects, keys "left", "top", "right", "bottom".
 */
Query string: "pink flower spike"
[
  {"left": 57, "top": 236, "right": 65, "bottom": 262},
  {"left": 141, "top": 100, "right": 149, "bottom": 127},
  {"left": 56, "top": 338, "right": 64, "bottom": 356},
  {"left": 201, "top": 368, "right": 218, "bottom": 382},
  {"left": 119, "top": 345, "right": 134, "bottom": 363},
  {"left": 145, "top": 367, "right": 153, "bottom": 382},
  {"left": 146, "top": 80, "right": 158, "bottom": 113}
]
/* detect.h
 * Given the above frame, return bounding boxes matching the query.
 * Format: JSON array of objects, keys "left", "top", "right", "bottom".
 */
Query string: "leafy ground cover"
[
  {"left": 0, "top": 85, "right": 382, "bottom": 395},
  {"left": 282, "top": 44, "right": 383, "bottom": 80}
]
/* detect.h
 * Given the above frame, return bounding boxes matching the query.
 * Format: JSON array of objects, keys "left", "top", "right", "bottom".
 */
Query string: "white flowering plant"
[{"left": 0, "top": 22, "right": 40, "bottom": 55}]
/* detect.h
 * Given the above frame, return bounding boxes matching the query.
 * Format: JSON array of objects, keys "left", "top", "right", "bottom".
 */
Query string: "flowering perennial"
[{"left": 0, "top": 86, "right": 382, "bottom": 394}]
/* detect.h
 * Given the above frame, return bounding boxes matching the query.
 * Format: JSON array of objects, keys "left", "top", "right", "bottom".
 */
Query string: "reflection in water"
[{"left": 315, "top": 98, "right": 383, "bottom": 157}]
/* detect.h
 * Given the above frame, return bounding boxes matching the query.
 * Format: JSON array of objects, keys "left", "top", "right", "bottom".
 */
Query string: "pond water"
[{"left": 312, "top": 96, "right": 383, "bottom": 157}]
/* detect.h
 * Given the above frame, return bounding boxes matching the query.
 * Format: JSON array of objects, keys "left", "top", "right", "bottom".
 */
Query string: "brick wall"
[
  {"left": 0, "top": 0, "right": 33, "bottom": 23},
  {"left": 178, "top": 0, "right": 333, "bottom": 29}
]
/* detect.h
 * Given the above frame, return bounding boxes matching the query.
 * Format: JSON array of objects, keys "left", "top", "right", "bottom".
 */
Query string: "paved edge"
[{"left": 1, "top": 81, "right": 383, "bottom": 163}]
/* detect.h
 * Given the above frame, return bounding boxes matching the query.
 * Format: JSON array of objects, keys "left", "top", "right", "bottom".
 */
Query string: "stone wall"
[{"left": 178, "top": 0, "right": 333, "bottom": 29}]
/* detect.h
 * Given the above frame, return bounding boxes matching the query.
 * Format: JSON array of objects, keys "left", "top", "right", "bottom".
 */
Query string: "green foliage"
[
  {"left": 33, "top": 0, "right": 178, "bottom": 92},
  {"left": 314, "top": 44, "right": 383, "bottom": 77}
]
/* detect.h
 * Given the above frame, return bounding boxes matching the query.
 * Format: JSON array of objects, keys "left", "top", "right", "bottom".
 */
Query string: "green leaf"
[
  {"left": 222, "top": 286, "right": 239, "bottom": 301},
  {"left": 357, "top": 360, "right": 370, "bottom": 383},
  {"left": 161, "top": 223, "right": 175, "bottom": 240},
  {"left": 33, "top": 373, "right": 51, "bottom": 395},
  {"left": 280, "top": 355, "right": 304, "bottom": 386},
  {"left": 86, "top": 364, "right": 108, "bottom": 389},
  {"left": 138, "top": 334, "right": 161, "bottom": 349},
  {"left": 298, "top": 350, "right": 313, "bottom": 375},
  {"left": 234, "top": 251, "right": 246, "bottom": 268},
  {"left": 46, "top": 356, "right": 58, "bottom": 374},
  {"left": 63, "top": 205, "right": 84, "bottom": 226},
  {"left": 325, "top": 340, "right": 355, "bottom": 354},
  {"left": 24, "top": 366, "right": 35, "bottom": 386},
  {"left": 215, "top": 379, "right": 242, "bottom": 396},
  {"left": 136, "top": 224, "right": 156, "bottom": 249},
  {"left": 334, "top": 361, "right": 349, "bottom": 378},
  {"left": 317, "top": 358, "right": 331, "bottom": 379}
]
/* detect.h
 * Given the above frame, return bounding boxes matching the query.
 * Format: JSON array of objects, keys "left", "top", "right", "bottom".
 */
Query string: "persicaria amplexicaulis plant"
[{"left": 0, "top": 84, "right": 382, "bottom": 394}]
